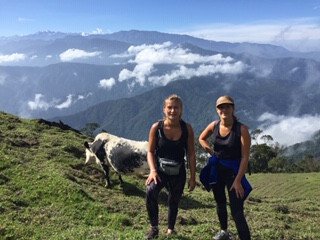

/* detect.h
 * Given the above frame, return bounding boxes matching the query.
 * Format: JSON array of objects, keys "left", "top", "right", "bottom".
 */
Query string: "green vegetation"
[
  {"left": 1, "top": 112, "right": 320, "bottom": 239},
  {"left": 249, "top": 129, "right": 320, "bottom": 173}
]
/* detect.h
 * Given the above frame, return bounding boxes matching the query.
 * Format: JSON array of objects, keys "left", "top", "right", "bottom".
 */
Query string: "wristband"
[{"left": 150, "top": 169, "right": 157, "bottom": 172}]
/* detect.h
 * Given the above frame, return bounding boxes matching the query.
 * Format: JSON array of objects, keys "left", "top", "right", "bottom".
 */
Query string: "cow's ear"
[{"left": 84, "top": 141, "right": 90, "bottom": 149}]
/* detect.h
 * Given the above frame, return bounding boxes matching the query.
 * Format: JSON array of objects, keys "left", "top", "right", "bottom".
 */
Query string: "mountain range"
[
  {"left": 1, "top": 30, "right": 320, "bottom": 147},
  {"left": 53, "top": 68, "right": 320, "bottom": 141}
]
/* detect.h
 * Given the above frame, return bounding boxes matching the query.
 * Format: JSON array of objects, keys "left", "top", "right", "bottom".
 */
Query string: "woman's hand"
[
  {"left": 145, "top": 171, "right": 160, "bottom": 185},
  {"left": 230, "top": 178, "right": 244, "bottom": 199}
]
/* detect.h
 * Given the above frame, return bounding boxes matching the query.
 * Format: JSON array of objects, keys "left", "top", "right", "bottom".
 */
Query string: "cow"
[{"left": 84, "top": 132, "right": 149, "bottom": 187}]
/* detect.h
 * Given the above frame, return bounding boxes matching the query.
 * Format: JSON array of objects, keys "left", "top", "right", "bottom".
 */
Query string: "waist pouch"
[{"left": 158, "top": 158, "right": 182, "bottom": 175}]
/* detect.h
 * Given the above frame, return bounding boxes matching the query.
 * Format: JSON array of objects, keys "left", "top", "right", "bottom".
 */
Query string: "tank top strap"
[{"left": 212, "top": 120, "right": 220, "bottom": 139}]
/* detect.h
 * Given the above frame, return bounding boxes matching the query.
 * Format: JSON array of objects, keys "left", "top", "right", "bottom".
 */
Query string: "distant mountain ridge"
[
  {"left": 1, "top": 30, "right": 320, "bottom": 148},
  {"left": 104, "top": 30, "right": 293, "bottom": 59},
  {"left": 1, "top": 30, "right": 320, "bottom": 67}
]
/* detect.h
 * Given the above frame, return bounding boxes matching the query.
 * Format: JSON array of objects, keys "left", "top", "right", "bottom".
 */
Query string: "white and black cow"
[{"left": 84, "top": 132, "right": 149, "bottom": 187}]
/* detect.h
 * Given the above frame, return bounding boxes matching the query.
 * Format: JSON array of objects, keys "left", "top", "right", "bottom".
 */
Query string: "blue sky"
[{"left": 1, "top": 0, "right": 320, "bottom": 51}]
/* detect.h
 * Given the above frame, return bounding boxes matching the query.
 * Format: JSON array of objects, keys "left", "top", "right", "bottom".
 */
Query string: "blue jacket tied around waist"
[{"left": 200, "top": 155, "right": 252, "bottom": 199}]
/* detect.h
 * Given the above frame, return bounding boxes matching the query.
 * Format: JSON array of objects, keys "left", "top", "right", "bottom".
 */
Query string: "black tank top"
[
  {"left": 156, "top": 120, "right": 188, "bottom": 163},
  {"left": 212, "top": 120, "right": 242, "bottom": 160}
]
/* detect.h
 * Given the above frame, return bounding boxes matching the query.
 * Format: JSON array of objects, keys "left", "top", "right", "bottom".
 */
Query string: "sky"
[{"left": 1, "top": 0, "right": 320, "bottom": 51}]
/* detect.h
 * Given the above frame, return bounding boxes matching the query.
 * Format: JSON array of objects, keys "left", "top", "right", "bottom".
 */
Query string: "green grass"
[{"left": 0, "top": 112, "right": 320, "bottom": 239}]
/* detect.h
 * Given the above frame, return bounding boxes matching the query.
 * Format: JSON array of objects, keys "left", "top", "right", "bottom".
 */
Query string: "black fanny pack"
[{"left": 158, "top": 158, "right": 182, "bottom": 175}]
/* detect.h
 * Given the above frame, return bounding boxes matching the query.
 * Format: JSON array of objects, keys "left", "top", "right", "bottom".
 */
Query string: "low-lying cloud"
[
  {"left": 0, "top": 53, "right": 26, "bottom": 64},
  {"left": 59, "top": 48, "right": 102, "bottom": 62},
  {"left": 117, "top": 42, "right": 246, "bottom": 87},
  {"left": 257, "top": 112, "right": 320, "bottom": 146},
  {"left": 55, "top": 94, "right": 73, "bottom": 109},
  {"left": 28, "top": 94, "right": 53, "bottom": 111},
  {"left": 99, "top": 78, "right": 116, "bottom": 90},
  {"left": 27, "top": 93, "right": 92, "bottom": 111}
]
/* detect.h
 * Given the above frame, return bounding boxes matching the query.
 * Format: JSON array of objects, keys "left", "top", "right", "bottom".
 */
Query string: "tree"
[
  {"left": 250, "top": 143, "right": 277, "bottom": 172},
  {"left": 251, "top": 128, "right": 263, "bottom": 145},
  {"left": 268, "top": 156, "right": 288, "bottom": 172},
  {"left": 260, "top": 134, "right": 273, "bottom": 144},
  {"left": 249, "top": 129, "right": 289, "bottom": 173},
  {"left": 297, "top": 154, "right": 320, "bottom": 172}
]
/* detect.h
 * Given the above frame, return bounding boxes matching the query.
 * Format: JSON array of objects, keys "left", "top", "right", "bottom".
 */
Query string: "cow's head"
[{"left": 84, "top": 139, "right": 106, "bottom": 164}]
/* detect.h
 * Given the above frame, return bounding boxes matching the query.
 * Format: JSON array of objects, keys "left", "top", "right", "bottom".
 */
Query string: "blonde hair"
[{"left": 163, "top": 94, "right": 183, "bottom": 119}]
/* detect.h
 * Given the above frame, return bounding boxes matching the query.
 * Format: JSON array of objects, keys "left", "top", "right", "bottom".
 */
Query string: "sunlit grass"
[{"left": 0, "top": 112, "right": 319, "bottom": 239}]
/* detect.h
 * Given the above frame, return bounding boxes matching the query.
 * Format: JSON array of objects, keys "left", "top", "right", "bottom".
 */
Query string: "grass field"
[{"left": 0, "top": 112, "right": 319, "bottom": 240}]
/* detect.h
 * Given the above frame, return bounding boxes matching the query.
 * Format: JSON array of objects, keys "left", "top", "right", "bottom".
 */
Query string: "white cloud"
[
  {"left": 45, "top": 55, "right": 52, "bottom": 60},
  {"left": 28, "top": 93, "right": 92, "bottom": 111},
  {"left": 91, "top": 28, "right": 104, "bottom": 35},
  {"left": 0, "top": 53, "right": 26, "bottom": 64},
  {"left": 54, "top": 93, "right": 92, "bottom": 109},
  {"left": 118, "top": 42, "right": 246, "bottom": 86},
  {"left": 99, "top": 78, "right": 116, "bottom": 90},
  {"left": 81, "top": 28, "right": 106, "bottom": 36},
  {"left": 119, "top": 62, "right": 154, "bottom": 85},
  {"left": 149, "top": 62, "right": 245, "bottom": 85},
  {"left": 77, "top": 92, "right": 92, "bottom": 100},
  {"left": 28, "top": 94, "right": 52, "bottom": 110},
  {"left": 110, "top": 52, "right": 133, "bottom": 58},
  {"left": 289, "top": 67, "right": 299, "bottom": 74},
  {"left": 257, "top": 112, "right": 320, "bottom": 146},
  {"left": 127, "top": 42, "right": 233, "bottom": 65},
  {"left": 59, "top": 48, "right": 102, "bottom": 62},
  {"left": 55, "top": 94, "right": 73, "bottom": 109},
  {"left": 179, "top": 18, "right": 320, "bottom": 52}
]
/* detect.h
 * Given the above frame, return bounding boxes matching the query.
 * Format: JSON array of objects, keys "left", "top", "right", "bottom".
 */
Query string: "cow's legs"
[
  {"left": 118, "top": 173, "right": 124, "bottom": 186},
  {"left": 100, "top": 163, "right": 111, "bottom": 187}
]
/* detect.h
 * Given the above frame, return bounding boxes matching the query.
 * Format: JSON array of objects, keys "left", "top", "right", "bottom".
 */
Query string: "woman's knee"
[
  {"left": 231, "top": 208, "right": 245, "bottom": 222},
  {"left": 214, "top": 194, "right": 227, "bottom": 206},
  {"left": 146, "top": 184, "right": 159, "bottom": 199}
]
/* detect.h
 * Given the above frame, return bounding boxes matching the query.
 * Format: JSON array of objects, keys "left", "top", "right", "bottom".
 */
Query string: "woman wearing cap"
[{"left": 199, "top": 95, "right": 251, "bottom": 240}]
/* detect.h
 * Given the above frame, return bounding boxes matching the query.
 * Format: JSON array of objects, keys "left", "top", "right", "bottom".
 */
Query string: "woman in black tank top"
[
  {"left": 199, "top": 95, "right": 251, "bottom": 240},
  {"left": 145, "top": 94, "right": 196, "bottom": 239}
]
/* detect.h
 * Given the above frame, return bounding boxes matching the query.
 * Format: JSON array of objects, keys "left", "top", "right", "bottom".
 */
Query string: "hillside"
[
  {"left": 0, "top": 112, "right": 320, "bottom": 239},
  {"left": 284, "top": 129, "right": 320, "bottom": 159},
  {"left": 0, "top": 62, "right": 151, "bottom": 119}
]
